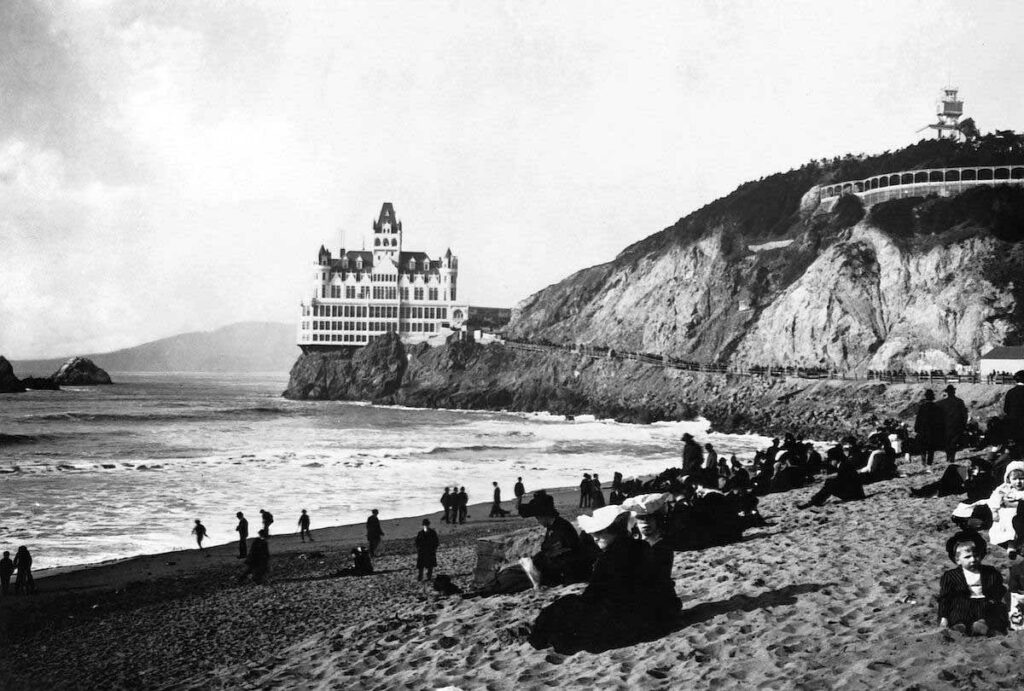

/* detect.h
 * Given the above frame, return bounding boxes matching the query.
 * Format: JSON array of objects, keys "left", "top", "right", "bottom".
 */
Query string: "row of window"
[
  {"left": 305, "top": 321, "right": 440, "bottom": 335},
  {"left": 319, "top": 286, "right": 452, "bottom": 301},
  {"left": 400, "top": 307, "right": 446, "bottom": 320}
]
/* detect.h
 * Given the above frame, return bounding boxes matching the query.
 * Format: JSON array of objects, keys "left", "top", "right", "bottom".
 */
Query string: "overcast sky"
[{"left": 2, "top": 0, "right": 1023, "bottom": 358}]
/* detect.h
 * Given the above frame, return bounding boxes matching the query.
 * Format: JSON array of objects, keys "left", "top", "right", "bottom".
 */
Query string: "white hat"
[
  {"left": 1004, "top": 461, "right": 1024, "bottom": 484},
  {"left": 577, "top": 505, "right": 628, "bottom": 534},
  {"left": 621, "top": 492, "right": 671, "bottom": 517}
]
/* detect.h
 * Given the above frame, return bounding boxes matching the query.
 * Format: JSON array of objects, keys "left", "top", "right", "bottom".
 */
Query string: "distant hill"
[{"left": 11, "top": 322, "right": 298, "bottom": 375}]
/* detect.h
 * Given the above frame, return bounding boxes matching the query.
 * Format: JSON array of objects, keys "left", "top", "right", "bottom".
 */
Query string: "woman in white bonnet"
[
  {"left": 623, "top": 492, "right": 682, "bottom": 619},
  {"left": 987, "top": 460, "right": 1024, "bottom": 558}
]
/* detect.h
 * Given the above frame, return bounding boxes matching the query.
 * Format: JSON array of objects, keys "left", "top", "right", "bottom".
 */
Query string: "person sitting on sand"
[
  {"left": 466, "top": 491, "right": 593, "bottom": 597},
  {"left": 192, "top": 519, "right": 209, "bottom": 555},
  {"left": 858, "top": 436, "right": 897, "bottom": 484},
  {"left": 415, "top": 519, "right": 439, "bottom": 582},
  {"left": 239, "top": 529, "right": 270, "bottom": 584},
  {"left": 937, "top": 531, "right": 1007, "bottom": 635},
  {"left": 528, "top": 505, "right": 679, "bottom": 655},
  {"left": 298, "top": 509, "right": 314, "bottom": 542},
  {"left": 13, "top": 546, "right": 35, "bottom": 595},
  {"left": 986, "top": 462, "right": 1024, "bottom": 558},
  {"left": 795, "top": 451, "right": 865, "bottom": 510},
  {"left": 623, "top": 493, "right": 681, "bottom": 622}
]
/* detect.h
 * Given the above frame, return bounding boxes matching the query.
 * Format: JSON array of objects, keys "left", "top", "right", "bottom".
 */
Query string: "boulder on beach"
[
  {"left": 0, "top": 356, "right": 26, "bottom": 393},
  {"left": 51, "top": 357, "right": 113, "bottom": 386}
]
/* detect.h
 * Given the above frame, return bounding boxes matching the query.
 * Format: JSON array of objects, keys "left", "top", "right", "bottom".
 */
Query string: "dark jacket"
[
  {"left": 937, "top": 395, "right": 969, "bottom": 437},
  {"left": 366, "top": 515, "right": 384, "bottom": 539},
  {"left": 415, "top": 527, "right": 439, "bottom": 569},
  {"left": 236, "top": 518, "right": 249, "bottom": 539},
  {"left": 1006, "top": 385, "right": 1024, "bottom": 439},
  {"left": 0, "top": 557, "right": 13, "bottom": 578},
  {"left": 247, "top": 538, "right": 270, "bottom": 570},
  {"left": 533, "top": 516, "right": 587, "bottom": 585},
  {"left": 937, "top": 564, "right": 1006, "bottom": 622},
  {"left": 681, "top": 441, "right": 703, "bottom": 474},
  {"left": 914, "top": 400, "right": 945, "bottom": 450}
]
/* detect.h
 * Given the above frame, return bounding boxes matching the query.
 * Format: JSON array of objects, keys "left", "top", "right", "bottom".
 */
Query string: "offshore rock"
[
  {"left": 0, "top": 356, "right": 26, "bottom": 393},
  {"left": 51, "top": 357, "right": 113, "bottom": 386},
  {"left": 21, "top": 376, "right": 60, "bottom": 390}
]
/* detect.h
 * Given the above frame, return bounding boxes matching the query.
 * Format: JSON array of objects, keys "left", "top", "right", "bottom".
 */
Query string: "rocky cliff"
[
  {"left": 505, "top": 137, "right": 1024, "bottom": 372},
  {"left": 284, "top": 334, "right": 1009, "bottom": 440},
  {"left": 0, "top": 356, "right": 26, "bottom": 393},
  {"left": 51, "top": 357, "right": 112, "bottom": 385}
]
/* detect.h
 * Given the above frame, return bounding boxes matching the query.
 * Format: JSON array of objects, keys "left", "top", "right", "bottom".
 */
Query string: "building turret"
[{"left": 372, "top": 202, "right": 402, "bottom": 270}]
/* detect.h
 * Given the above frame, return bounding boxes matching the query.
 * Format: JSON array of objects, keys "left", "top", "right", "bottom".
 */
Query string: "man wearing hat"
[
  {"left": 680, "top": 433, "right": 703, "bottom": 475},
  {"left": 1004, "top": 371, "right": 1024, "bottom": 447},
  {"left": 914, "top": 389, "right": 945, "bottom": 468},
  {"left": 936, "top": 384, "right": 969, "bottom": 463}
]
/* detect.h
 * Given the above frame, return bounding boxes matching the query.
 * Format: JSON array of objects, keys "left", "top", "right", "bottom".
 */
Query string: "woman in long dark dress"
[{"left": 13, "top": 546, "right": 35, "bottom": 594}]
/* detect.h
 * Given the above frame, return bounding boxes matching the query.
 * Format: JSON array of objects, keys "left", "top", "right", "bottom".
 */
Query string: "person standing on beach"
[
  {"left": 590, "top": 474, "right": 606, "bottom": 508},
  {"left": 235, "top": 512, "right": 249, "bottom": 559},
  {"left": 0, "top": 551, "right": 13, "bottom": 596},
  {"left": 366, "top": 509, "right": 384, "bottom": 556},
  {"left": 239, "top": 528, "right": 270, "bottom": 584},
  {"left": 415, "top": 519, "right": 439, "bottom": 581},
  {"left": 457, "top": 487, "right": 469, "bottom": 523},
  {"left": 914, "top": 389, "right": 945, "bottom": 468},
  {"left": 192, "top": 519, "right": 209, "bottom": 555},
  {"left": 260, "top": 509, "right": 274, "bottom": 536},
  {"left": 937, "top": 385, "right": 969, "bottom": 463},
  {"left": 13, "top": 546, "right": 34, "bottom": 594},
  {"left": 298, "top": 509, "right": 314, "bottom": 542},
  {"left": 579, "top": 473, "right": 592, "bottom": 508},
  {"left": 514, "top": 477, "right": 526, "bottom": 508},
  {"left": 441, "top": 487, "right": 453, "bottom": 524},
  {"left": 490, "top": 482, "right": 509, "bottom": 517},
  {"left": 681, "top": 433, "right": 703, "bottom": 474}
]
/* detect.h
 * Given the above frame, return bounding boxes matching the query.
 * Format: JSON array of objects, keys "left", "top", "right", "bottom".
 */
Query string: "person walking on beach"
[
  {"left": 260, "top": 509, "right": 274, "bottom": 536},
  {"left": 239, "top": 529, "right": 270, "bottom": 584},
  {"left": 192, "top": 519, "right": 209, "bottom": 555},
  {"left": 457, "top": 487, "right": 469, "bottom": 524},
  {"left": 13, "top": 546, "right": 35, "bottom": 594},
  {"left": 514, "top": 477, "right": 526, "bottom": 508},
  {"left": 235, "top": 512, "right": 249, "bottom": 559},
  {"left": 441, "top": 487, "right": 453, "bottom": 524},
  {"left": 0, "top": 551, "right": 13, "bottom": 596},
  {"left": 937, "top": 385, "right": 969, "bottom": 463},
  {"left": 415, "top": 519, "right": 439, "bottom": 582},
  {"left": 298, "top": 509, "right": 314, "bottom": 542},
  {"left": 914, "top": 389, "right": 945, "bottom": 468},
  {"left": 579, "top": 473, "right": 592, "bottom": 508},
  {"left": 366, "top": 509, "right": 384, "bottom": 556},
  {"left": 490, "top": 481, "right": 509, "bottom": 518}
]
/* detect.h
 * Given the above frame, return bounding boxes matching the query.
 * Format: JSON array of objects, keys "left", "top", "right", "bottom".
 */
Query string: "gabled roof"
[
  {"left": 329, "top": 250, "right": 374, "bottom": 271},
  {"left": 981, "top": 346, "right": 1024, "bottom": 359}
]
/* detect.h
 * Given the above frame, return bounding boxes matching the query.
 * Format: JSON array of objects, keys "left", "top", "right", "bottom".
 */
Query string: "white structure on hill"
[
  {"left": 297, "top": 203, "right": 468, "bottom": 350},
  {"left": 979, "top": 346, "right": 1024, "bottom": 377}
]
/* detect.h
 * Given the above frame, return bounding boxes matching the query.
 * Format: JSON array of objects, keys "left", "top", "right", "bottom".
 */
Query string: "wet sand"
[{"left": 3, "top": 463, "right": 1020, "bottom": 690}]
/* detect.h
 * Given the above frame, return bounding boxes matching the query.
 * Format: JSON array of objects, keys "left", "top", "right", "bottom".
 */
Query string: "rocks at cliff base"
[
  {"left": 283, "top": 333, "right": 406, "bottom": 401},
  {"left": 51, "top": 357, "right": 113, "bottom": 386},
  {"left": 0, "top": 356, "right": 26, "bottom": 393}
]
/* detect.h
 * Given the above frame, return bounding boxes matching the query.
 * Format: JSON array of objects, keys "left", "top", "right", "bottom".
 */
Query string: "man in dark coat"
[
  {"left": 1005, "top": 371, "right": 1024, "bottom": 447},
  {"left": 936, "top": 385, "right": 969, "bottom": 463},
  {"left": 239, "top": 529, "right": 270, "bottom": 584},
  {"left": 489, "top": 482, "right": 509, "bottom": 517},
  {"left": 514, "top": 477, "right": 526, "bottom": 508},
  {"left": 366, "top": 509, "right": 384, "bottom": 556},
  {"left": 0, "top": 551, "right": 13, "bottom": 596},
  {"left": 680, "top": 433, "right": 703, "bottom": 475},
  {"left": 579, "top": 473, "right": 592, "bottom": 508},
  {"left": 796, "top": 453, "right": 866, "bottom": 509},
  {"left": 914, "top": 389, "right": 945, "bottom": 467},
  {"left": 440, "top": 487, "right": 453, "bottom": 523},
  {"left": 457, "top": 487, "right": 469, "bottom": 524},
  {"left": 235, "top": 511, "right": 249, "bottom": 559},
  {"left": 414, "top": 519, "right": 439, "bottom": 581}
]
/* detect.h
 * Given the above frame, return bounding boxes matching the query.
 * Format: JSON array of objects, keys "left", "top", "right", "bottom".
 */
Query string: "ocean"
[{"left": 0, "top": 373, "right": 773, "bottom": 570}]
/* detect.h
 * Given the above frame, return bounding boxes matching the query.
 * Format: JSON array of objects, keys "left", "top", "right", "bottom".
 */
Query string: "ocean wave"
[
  {"left": 421, "top": 444, "right": 518, "bottom": 455},
  {"left": 0, "top": 433, "right": 45, "bottom": 445},
  {"left": 22, "top": 405, "right": 300, "bottom": 424}
]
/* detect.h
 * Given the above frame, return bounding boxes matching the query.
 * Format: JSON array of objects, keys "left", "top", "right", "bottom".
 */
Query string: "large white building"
[{"left": 297, "top": 203, "right": 469, "bottom": 350}]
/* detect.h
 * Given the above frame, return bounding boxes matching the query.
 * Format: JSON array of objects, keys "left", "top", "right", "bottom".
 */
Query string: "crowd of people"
[{"left": 0, "top": 546, "right": 34, "bottom": 596}]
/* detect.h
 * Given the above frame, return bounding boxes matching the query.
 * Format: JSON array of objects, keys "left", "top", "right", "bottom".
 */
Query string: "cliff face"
[
  {"left": 506, "top": 185, "right": 1024, "bottom": 372},
  {"left": 283, "top": 334, "right": 1008, "bottom": 439}
]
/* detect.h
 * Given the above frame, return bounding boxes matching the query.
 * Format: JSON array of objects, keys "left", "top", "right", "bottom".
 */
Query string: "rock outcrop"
[
  {"left": 20, "top": 376, "right": 60, "bottom": 390},
  {"left": 284, "top": 336, "right": 1009, "bottom": 440},
  {"left": 0, "top": 356, "right": 26, "bottom": 393},
  {"left": 50, "top": 357, "right": 113, "bottom": 386}
]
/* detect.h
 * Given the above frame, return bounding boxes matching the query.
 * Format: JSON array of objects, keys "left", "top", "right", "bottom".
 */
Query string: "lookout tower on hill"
[{"left": 920, "top": 87, "right": 964, "bottom": 139}]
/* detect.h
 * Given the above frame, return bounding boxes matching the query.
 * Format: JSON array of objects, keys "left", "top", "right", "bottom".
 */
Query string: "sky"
[{"left": 2, "top": 0, "right": 1024, "bottom": 358}]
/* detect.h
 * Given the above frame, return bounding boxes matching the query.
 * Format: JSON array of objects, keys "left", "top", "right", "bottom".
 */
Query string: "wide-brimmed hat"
[
  {"left": 945, "top": 531, "right": 987, "bottom": 563},
  {"left": 681, "top": 433, "right": 694, "bottom": 442},
  {"left": 518, "top": 490, "right": 558, "bottom": 518},
  {"left": 577, "top": 505, "right": 628, "bottom": 534},
  {"left": 621, "top": 492, "right": 672, "bottom": 517},
  {"left": 943, "top": 384, "right": 956, "bottom": 393}
]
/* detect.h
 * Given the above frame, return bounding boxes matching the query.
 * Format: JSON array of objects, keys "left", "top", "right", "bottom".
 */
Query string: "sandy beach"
[{"left": 2, "top": 463, "right": 1022, "bottom": 690}]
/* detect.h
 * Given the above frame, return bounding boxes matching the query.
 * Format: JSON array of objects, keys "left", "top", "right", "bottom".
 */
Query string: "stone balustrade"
[{"left": 819, "top": 165, "right": 1024, "bottom": 206}]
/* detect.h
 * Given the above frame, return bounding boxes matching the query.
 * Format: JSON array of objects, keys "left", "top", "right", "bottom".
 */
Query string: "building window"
[
  {"left": 414, "top": 287, "right": 424, "bottom": 301},
  {"left": 428, "top": 288, "right": 438, "bottom": 301}
]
